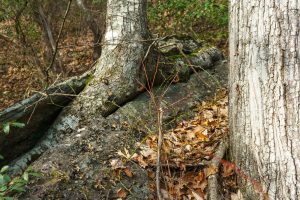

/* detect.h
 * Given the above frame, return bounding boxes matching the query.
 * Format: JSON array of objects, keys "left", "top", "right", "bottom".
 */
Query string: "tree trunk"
[{"left": 229, "top": 0, "right": 300, "bottom": 199}]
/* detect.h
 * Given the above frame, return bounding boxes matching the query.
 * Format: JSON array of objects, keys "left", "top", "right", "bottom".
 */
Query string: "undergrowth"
[
  {"left": 148, "top": 0, "right": 229, "bottom": 51},
  {"left": 0, "top": 122, "right": 40, "bottom": 200}
]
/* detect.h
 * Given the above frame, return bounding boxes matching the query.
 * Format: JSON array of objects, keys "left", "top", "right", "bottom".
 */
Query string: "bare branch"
[{"left": 45, "top": 0, "right": 72, "bottom": 81}]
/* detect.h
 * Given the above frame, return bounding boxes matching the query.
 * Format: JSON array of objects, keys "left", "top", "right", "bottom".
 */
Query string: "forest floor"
[{"left": 111, "top": 89, "right": 240, "bottom": 199}]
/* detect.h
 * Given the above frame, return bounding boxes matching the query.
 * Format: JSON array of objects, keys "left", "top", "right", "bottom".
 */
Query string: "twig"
[
  {"left": 156, "top": 105, "right": 164, "bottom": 200},
  {"left": 105, "top": 189, "right": 110, "bottom": 200},
  {"left": 45, "top": 0, "right": 72, "bottom": 82}
]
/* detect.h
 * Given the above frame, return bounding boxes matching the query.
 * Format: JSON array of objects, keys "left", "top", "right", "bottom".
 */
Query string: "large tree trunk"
[{"left": 229, "top": 0, "right": 300, "bottom": 199}]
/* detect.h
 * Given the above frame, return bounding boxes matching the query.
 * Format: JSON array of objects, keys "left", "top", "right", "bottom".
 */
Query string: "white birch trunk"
[{"left": 229, "top": 0, "right": 300, "bottom": 199}]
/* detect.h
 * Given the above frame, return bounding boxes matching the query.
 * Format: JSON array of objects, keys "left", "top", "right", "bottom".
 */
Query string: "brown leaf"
[
  {"left": 117, "top": 188, "right": 127, "bottom": 198},
  {"left": 194, "top": 171, "right": 205, "bottom": 182},
  {"left": 194, "top": 125, "right": 206, "bottom": 134},
  {"left": 205, "top": 165, "right": 218, "bottom": 177},
  {"left": 134, "top": 155, "right": 148, "bottom": 168},
  {"left": 231, "top": 190, "right": 244, "bottom": 200},
  {"left": 186, "top": 130, "right": 196, "bottom": 140},
  {"left": 161, "top": 189, "right": 170, "bottom": 199},
  {"left": 222, "top": 163, "right": 235, "bottom": 177},
  {"left": 123, "top": 167, "right": 133, "bottom": 177},
  {"left": 110, "top": 159, "right": 125, "bottom": 170},
  {"left": 192, "top": 190, "right": 204, "bottom": 200},
  {"left": 196, "top": 132, "right": 209, "bottom": 141}
]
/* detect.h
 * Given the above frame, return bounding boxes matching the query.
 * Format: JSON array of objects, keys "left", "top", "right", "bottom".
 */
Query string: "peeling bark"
[{"left": 229, "top": 0, "right": 300, "bottom": 199}]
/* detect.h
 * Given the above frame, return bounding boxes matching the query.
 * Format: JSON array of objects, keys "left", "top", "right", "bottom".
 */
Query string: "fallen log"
[{"left": 0, "top": 69, "right": 93, "bottom": 163}]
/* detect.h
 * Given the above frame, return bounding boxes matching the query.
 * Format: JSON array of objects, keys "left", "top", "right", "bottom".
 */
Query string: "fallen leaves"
[
  {"left": 123, "top": 167, "right": 133, "bottom": 178},
  {"left": 113, "top": 90, "right": 233, "bottom": 199},
  {"left": 117, "top": 188, "right": 127, "bottom": 198},
  {"left": 136, "top": 90, "right": 229, "bottom": 169},
  {"left": 205, "top": 165, "right": 218, "bottom": 177}
]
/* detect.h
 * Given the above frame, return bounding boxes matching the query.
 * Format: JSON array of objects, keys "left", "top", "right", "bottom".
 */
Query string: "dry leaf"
[
  {"left": 161, "top": 189, "right": 170, "bottom": 199},
  {"left": 194, "top": 125, "right": 206, "bottom": 134},
  {"left": 134, "top": 155, "right": 148, "bottom": 168},
  {"left": 184, "top": 144, "right": 192, "bottom": 152},
  {"left": 117, "top": 188, "right": 127, "bottom": 198},
  {"left": 231, "top": 190, "right": 244, "bottom": 200},
  {"left": 206, "top": 165, "right": 218, "bottom": 177},
  {"left": 196, "top": 132, "right": 209, "bottom": 141},
  {"left": 123, "top": 167, "right": 133, "bottom": 177},
  {"left": 140, "top": 147, "right": 155, "bottom": 158},
  {"left": 117, "top": 148, "right": 132, "bottom": 159},
  {"left": 186, "top": 130, "right": 196, "bottom": 140},
  {"left": 110, "top": 159, "right": 125, "bottom": 170},
  {"left": 222, "top": 163, "right": 235, "bottom": 177}
]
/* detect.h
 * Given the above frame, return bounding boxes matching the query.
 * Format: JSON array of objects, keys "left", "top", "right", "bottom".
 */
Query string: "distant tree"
[{"left": 229, "top": 0, "right": 300, "bottom": 199}]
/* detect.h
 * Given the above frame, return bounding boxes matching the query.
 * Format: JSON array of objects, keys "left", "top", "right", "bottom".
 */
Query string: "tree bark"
[{"left": 229, "top": 0, "right": 300, "bottom": 199}]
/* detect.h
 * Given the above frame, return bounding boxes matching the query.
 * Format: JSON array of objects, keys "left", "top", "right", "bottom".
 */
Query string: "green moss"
[{"left": 84, "top": 74, "right": 95, "bottom": 86}]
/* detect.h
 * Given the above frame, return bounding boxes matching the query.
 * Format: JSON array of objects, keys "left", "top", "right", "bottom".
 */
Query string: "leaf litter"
[{"left": 113, "top": 89, "right": 238, "bottom": 199}]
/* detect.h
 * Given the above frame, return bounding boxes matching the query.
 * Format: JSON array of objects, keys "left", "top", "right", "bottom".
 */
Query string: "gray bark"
[{"left": 229, "top": 0, "right": 300, "bottom": 199}]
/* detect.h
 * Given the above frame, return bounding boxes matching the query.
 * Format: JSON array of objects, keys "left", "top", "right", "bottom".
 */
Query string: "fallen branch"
[
  {"left": 207, "top": 138, "right": 228, "bottom": 200},
  {"left": 156, "top": 105, "right": 163, "bottom": 200}
]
